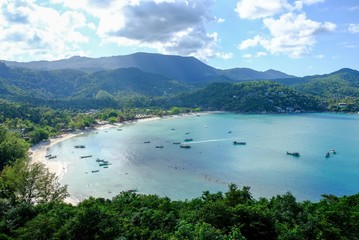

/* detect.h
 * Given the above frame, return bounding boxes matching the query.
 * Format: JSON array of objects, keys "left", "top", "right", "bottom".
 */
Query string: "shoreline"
[{"left": 28, "top": 112, "right": 211, "bottom": 204}]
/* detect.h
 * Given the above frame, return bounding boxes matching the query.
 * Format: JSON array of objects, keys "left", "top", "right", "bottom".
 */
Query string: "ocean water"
[{"left": 47, "top": 113, "right": 359, "bottom": 202}]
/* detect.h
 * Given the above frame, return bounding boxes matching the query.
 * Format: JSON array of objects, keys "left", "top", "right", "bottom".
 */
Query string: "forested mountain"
[
  {"left": 219, "top": 68, "right": 295, "bottom": 81},
  {"left": 0, "top": 63, "right": 190, "bottom": 101},
  {"left": 291, "top": 68, "right": 359, "bottom": 98},
  {"left": 166, "top": 81, "right": 321, "bottom": 113},
  {"left": 2, "top": 53, "right": 220, "bottom": 85},
  {"left": 1, "top": 55, "right": 359, "bottom": 112},
  {"left": 2, "top": 52, "right": 294, "bottom": 85}
]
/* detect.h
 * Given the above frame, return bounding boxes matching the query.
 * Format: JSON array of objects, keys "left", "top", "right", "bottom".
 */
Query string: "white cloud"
[
  {"left": 256, "top": 51, "right": 267, "bottom": 57},
  {"left": 239, "top": 13, "right": 336, "bottom": 58},
  {"left": 235, "top": 0, "right": 326, "bottom": 19},
  {"left": 216, "top": 17, "right": 225, "bottom": 23},
  {"left": 0, "top": 1, "right": 89, "bottom": 60},
  {"left": 348, "top": 23, "right": 359, "bottom": 33},
  {"left": 241, "top": 51, "right": 267, "bottom": 59},
  {"left": 235, "top": 0, "right": 287, "bottom": 19},
  {"left": 236, "top": 0, "right": 335, "bottom": 58},
  {"left": 50, "top": 0, "right": 226, "bottom": 61},
  {"left": 239, "top": 35, "right": 264, "bottom": 50}
]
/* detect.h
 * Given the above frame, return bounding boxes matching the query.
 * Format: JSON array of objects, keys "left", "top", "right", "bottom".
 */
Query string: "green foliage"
[
  {"left": 171, "top": 81, "right": 321, "bottom": 113},
  {"left": 0, "top": 182, "right": 358, "bottom": 239},
  {"left": 0, "top": 126, "right": 28, "bottom": 171},
  {"left": 0, "top": 160, "right": 68, "bottom": 204}
]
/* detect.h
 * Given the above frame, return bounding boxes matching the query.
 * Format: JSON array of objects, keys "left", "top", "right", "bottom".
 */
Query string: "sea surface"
[{"left": 47, "top": 113, "right": 359, "bottom": 202}]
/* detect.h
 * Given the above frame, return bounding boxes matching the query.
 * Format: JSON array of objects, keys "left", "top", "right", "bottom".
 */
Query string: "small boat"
[
  {"left": 325, "top": 152, "right": 330, "bottom": 158},
  {"left": 45, "top": 154, "right": 52, "bottom": 158},
  {"left": 96, "top": 158, "right": 104, "bottom": 162},
  {"left": 184, "top": 138, "right": 193, "bottom": 142},
  {"left": 233, "top": 141, "right": 246, "bottom": 145},
  {"left": 227, "top": 131, "right": 232, "bottom": 134},
  {"left": 126, "top": 188, "right": 138, "bottom": 193},
  {"left": 74, "top": 145, "right": 86, "bottom": 148},
  {"left": 185, "top": 132, "right": 190, "bottom": 135},
  {"left": 91, "top": 170, "right": 100, "bottom": 173},
  {"left": 48, "top": 155, "right": 57, "bottom": 159},
  {"left": 330, "top": 148, "right": 336, "bottom": 154},
  {"left": 117, "top": 128, "right": 122, "bottom": 131},
  {"left": 171, "top": 128, "right": 176, "bottom": 131},
  {"left": 173, "top": 142, "right": 181, "bottom": 145},
  {"left": 286, "top": 151, "right": 300, "bottom": 157},
  {"left": 99, "top": 163, "right": 109, "bottom": 166},
  {"left": 155, "top": 145, "right": 164, "bottom": 148},
  {"left": 80, "top": 155, "right": 92, "bottom": 158},
  {"left": 144, "top": 141, "right": 151, "bottom": 144},
  {"left": 103, "top": 166, "right": 108, "bottom": 168},
  {"left": 180, "top": 144, "right": 191, "bottom": 149}
]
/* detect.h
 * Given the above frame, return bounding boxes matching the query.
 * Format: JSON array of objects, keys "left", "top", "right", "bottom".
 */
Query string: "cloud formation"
[
  {"left": 236, "top": 0, "right": 335, "bottom": 58},
  {"left": 50, "top": 0, "right": 228, "bottom": 61},
  {"left": 348, "top": 23, "right": 359, "bottom": 33},
  {"left": 0, "top": 1, "right": 89, "bottom": 61},
  {"left": 102, "top": 0, "right": 226, "bottom": 60}
]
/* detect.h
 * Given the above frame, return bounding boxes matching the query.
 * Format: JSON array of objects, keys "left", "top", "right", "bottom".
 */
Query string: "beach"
[
  {"left": 28, "top": 117, "right": 164, "bottom": 204},
  {"left": 27, "top": 112, "right": 215, "bottom": 204}
]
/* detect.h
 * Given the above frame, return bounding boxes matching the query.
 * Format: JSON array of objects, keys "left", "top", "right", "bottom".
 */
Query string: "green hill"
[{"left": 169, "top": 81, "right": 321, "bottom": 113}]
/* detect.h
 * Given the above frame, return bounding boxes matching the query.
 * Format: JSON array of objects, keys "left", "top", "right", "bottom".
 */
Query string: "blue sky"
[{"left": 0, "top": 0, "right": 358, "bottom": 76}]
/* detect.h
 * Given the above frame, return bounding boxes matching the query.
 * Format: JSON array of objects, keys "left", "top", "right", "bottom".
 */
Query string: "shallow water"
[{"left": 47, "top": 113, "right": 359, "bottom": 201}]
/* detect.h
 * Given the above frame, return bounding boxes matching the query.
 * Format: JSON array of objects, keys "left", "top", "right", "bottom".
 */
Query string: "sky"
[{"left": 0, "top": 0, "right": 358, "bottom": 76}]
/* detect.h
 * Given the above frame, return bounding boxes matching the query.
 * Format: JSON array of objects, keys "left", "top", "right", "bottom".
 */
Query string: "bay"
[{"left": 46, "top": 113, "right": 359, "bottom": 202}]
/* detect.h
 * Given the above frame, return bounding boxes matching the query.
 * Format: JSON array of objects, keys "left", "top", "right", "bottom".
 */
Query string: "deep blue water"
[{"left": 47, "top": 113, "right": 359, "bottom": 201}]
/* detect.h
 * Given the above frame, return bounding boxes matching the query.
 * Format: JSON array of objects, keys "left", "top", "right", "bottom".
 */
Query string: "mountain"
[
  {"left": 0, "top": 63, "right": 191, "bottom": 101},
  {"left": 2, "top": 52, "right": 294, "bottom": 85},
  {"left": 168, "top": 81, "right": 321, "bottom": 113},
  {"left": 286, "top": 68, "right": 359, "bottom": 99},
  {"left": 219, "top": 68, "right": 295, "bottom": 81},
  {"left": 2, "top": 53, "right": 220, "bottom": 85}
]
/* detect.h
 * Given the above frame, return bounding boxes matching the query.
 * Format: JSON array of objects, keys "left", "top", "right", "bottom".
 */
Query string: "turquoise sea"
[{"left": 47, "top": 113, "right": 359, "bottom": 202}]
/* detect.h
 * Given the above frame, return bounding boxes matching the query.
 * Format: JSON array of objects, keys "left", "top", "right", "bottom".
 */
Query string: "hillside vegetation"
[{"left": 169, "top": 81, "right": 321, "bottom": 113}]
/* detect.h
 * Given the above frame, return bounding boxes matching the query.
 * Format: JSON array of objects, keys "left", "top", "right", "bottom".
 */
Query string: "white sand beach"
[{"left": 27, "top": 112, "right": 213, "bottom": 204}]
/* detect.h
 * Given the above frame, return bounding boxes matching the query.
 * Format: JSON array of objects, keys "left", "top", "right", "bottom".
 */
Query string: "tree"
[
  {"left": 0, "top": 127, "right": 29, "bottom": 171},
  {"left": 0, "top": 160, "right": 68, "bottom": 204}
]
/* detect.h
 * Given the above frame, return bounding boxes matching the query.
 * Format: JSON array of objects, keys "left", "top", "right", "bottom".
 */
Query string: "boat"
[
  {"left": 125, "top": 188, "right": 138, "bottom": 193},
  {"left": 227, "top": 131, "right": 232, "bottom": 134},
  {"left": 155, "top": 145, "right": 164, "bottom": 148},
  {"left": 48, "top": 155, "right": 57, "bottom": 159},
  {"left": 184, "top": 138, "right": 193, "bottom": 142},
  {"left": 180, "top": 144, "right": 191, "bottom": 149},
  {"left": 330, "top": 148, "right": 336, "bottom": 154},
  {"left": 171, "top": 128, "right": 176, "bottom": 131},
  {"left": 286, "top": 151, "right": 300, "bottom": 157},
  {"left": 185, "top": 132, "right": 190, "bottom": 135},
  {"left": 80, "top": 155, "right": 92, "bottom": 158},
  {"left": 96, "top": 158, "right": 104, "bottom": 162},
  {"left": 117, "top": 128, "right": 122, "bottom": 131},
  {"left": 173, "top": 142, "right": 181, "bottom": 145},
  {"left": 74, "top": 145, "right": 85, "bottom": 148},
  {"left": 45, "top": 154, "right": 52, "bottom": 157},
  {"left": 91, "top": 170, "right": 99, "bottom": 173},
  {"left": 144, "top": 141, "right": 151, "bottom": 144},
  {"left": 233, "top": 141, "right": 246, "bottom": 145},
  {"left": 99, "top": 163, "right": 109, "bottom": 166},
  {"left": 325, "top": 152, "right": 330, "bottom": 158}
]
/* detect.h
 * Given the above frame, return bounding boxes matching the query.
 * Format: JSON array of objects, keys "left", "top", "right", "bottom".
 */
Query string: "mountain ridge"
[{"left": 1, "top": 52, "right": 295, "bottom": 84}]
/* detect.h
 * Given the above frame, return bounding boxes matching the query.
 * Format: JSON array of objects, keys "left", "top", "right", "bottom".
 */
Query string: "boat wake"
[{"left": 188, "top": 138, "right": 237, "bottom": 144}]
